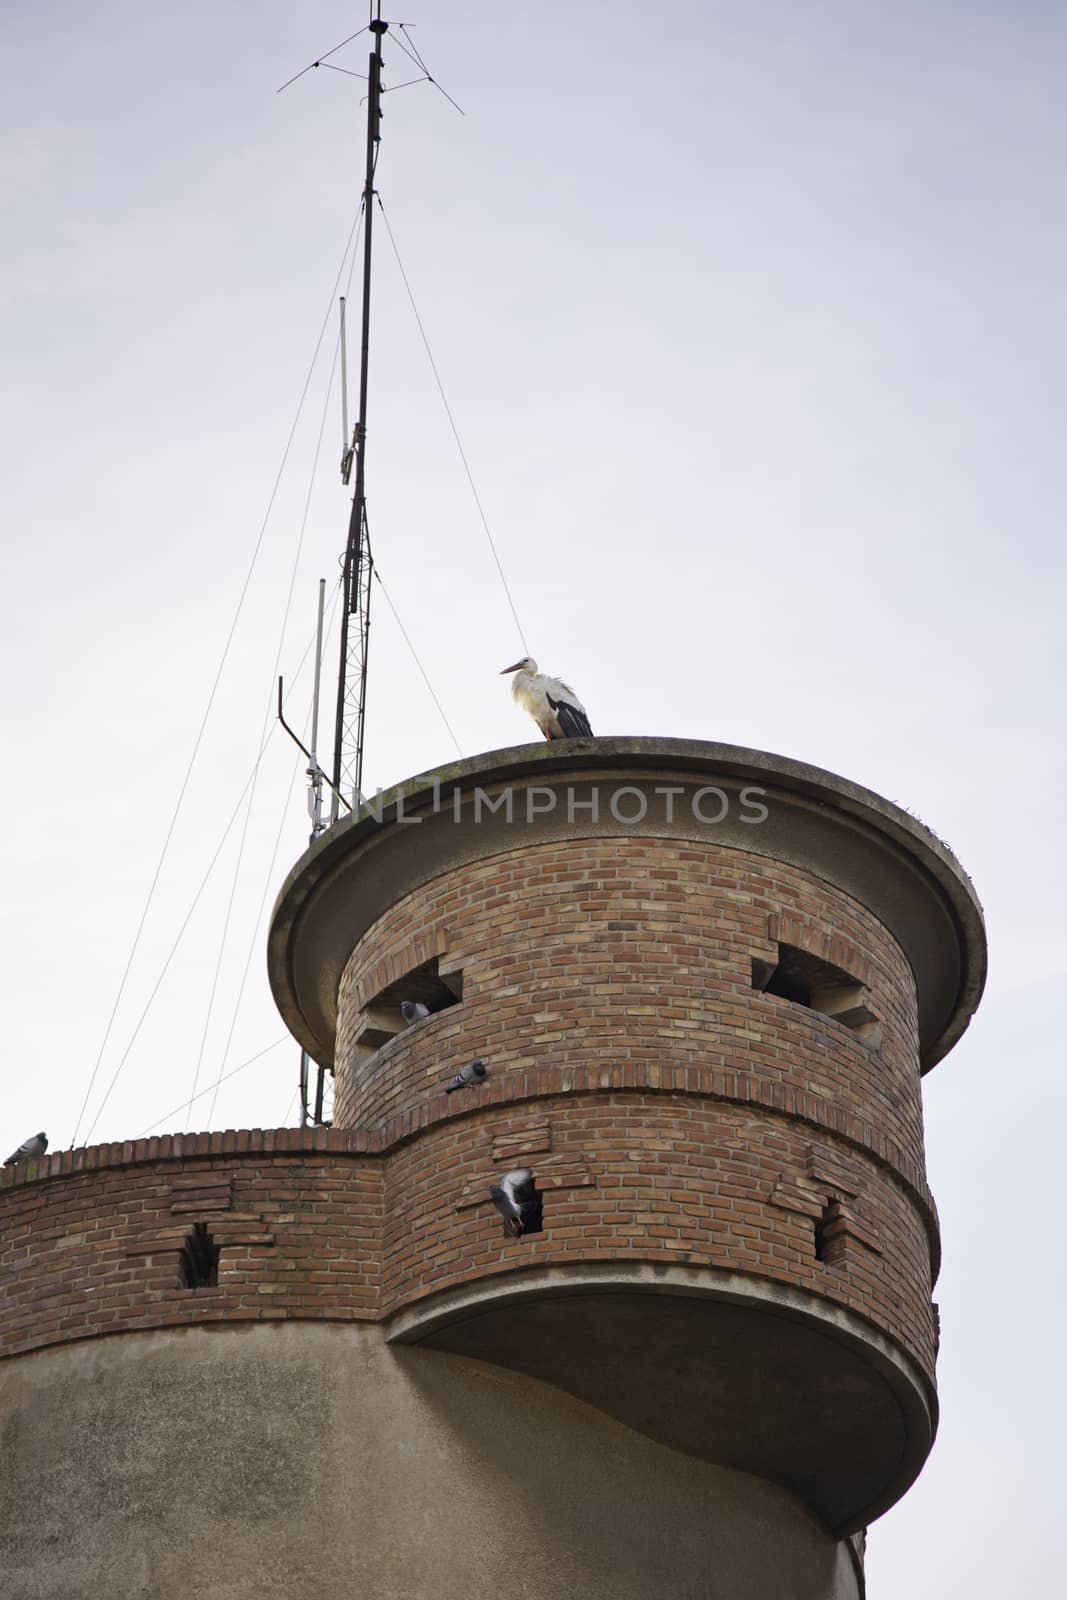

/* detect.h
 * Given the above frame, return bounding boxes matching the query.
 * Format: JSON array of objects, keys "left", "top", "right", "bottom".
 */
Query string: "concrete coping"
[
  {"left": 0, "top": 1127, "right": 376, "bottom": 1192},
  {"left": 267, "top": 737, "right": 986, "bottom": 1075}
]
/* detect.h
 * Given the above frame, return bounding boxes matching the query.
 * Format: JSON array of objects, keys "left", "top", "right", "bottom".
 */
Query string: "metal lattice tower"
[{"left": 334, "top": 510, "right": 373, "bottom": 814}]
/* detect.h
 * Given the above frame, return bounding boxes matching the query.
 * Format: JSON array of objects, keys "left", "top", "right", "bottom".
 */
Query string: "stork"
[{"left": 500, "top": 657, "right": 593, "bottom": 740}]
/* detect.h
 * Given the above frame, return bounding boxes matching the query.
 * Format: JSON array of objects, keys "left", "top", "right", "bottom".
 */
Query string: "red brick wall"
[
  {"left": 334, "top": 840, "right": 921, "bottom": 1173},
  {"left": 331, "top": 834, "right": 936, "bottom": 1378},
  {"left": 0, "top": 1093, "right": 936, "bottom": 1378},
  {"left": 0, "top": 1132, "right": 381, "bottom": 1360},
  {"left": 0, "top": 837, "right": 938, "bottom": 1385},
  {"left": 381, "top": 1096, "right": 936, "bottom": 1377}
]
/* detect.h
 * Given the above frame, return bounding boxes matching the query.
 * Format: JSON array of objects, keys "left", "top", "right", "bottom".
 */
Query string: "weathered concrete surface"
[
  {"left": 268, "top": 738, "right": 986, "bottom": 1074},
  {"left": 0, "top": 1322, "right": 861, "bottom": 1600},
  {"left": 388, "top": 1263, "right": 934, "bottom": 1534}
]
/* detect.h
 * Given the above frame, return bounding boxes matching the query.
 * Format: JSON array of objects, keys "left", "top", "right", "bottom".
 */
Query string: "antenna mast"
[{"left": 331, "top": 6, "right": 387, "bottom": 820}]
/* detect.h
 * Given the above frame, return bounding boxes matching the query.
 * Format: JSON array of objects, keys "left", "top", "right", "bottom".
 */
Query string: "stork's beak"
[{"left": 500, "top": 661, "right": 524, "bottom": 674}]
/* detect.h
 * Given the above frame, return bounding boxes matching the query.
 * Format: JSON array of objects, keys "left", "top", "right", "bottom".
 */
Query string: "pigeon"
[
  {"left": 444, "top": 1059, "right": 488, "bottom": 1095},
  {"left": 488, "top": 1167, "right": 543, "bottom": 1239},
  {"left": 400, "top": 1001, "right": 431, "bottom": 1025},
  {"left": 4, "top": 1132, "right": 48, "bottom": 1167}
]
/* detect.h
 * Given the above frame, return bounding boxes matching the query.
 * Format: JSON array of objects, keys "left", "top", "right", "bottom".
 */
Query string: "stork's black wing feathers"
[{"left": 547, "top": 694, "right": 593, "bottom": 739}]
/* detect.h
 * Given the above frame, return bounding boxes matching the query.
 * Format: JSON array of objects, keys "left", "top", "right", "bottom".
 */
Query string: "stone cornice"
[{"left": 268, "top": 738, "right": 986, "bottom": 1074}]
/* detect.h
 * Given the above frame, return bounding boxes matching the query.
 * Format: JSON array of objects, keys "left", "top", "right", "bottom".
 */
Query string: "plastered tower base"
[
  {"left": 0, "top": 740, "right": 985, "bottom": 1597},
  {"left": 0, "top": 1323, "right": 860, "bottom": 1600}
]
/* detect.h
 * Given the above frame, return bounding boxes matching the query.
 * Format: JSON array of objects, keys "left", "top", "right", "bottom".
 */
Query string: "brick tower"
[{"left": 0, "top": 738, "right": 984, "bottom": 1599}]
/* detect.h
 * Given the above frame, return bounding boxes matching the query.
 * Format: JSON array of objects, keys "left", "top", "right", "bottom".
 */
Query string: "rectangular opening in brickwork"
[
  {"left": 814, "top": 1199, "right": 846, "bottom": 1266},
  {"left": 754, "top": 944, "right": 880, "bottom": 1044},
  {"left": 489, "top": 1168, "right": 544, "bottom": 1239},
  {"left": 177, "top": 1222, "right": 220, "bottom": 1288},
  {"left": 360, "top": 956, "right": 464, "bottom": 1051}
]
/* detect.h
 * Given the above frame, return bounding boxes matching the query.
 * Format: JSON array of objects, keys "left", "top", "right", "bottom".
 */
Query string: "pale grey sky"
[{"left": 2, "top": 3, "right": 1065, "bottom": 1593}]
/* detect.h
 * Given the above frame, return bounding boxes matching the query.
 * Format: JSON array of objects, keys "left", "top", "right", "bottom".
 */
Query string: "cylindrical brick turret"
[{"left": 0, "top": 739, "right": 985, "bottom": 1599}]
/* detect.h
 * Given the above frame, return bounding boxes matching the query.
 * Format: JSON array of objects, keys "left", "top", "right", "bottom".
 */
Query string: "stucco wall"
[{"left": 0, "top": 1321, "right": 862, "bottom": 1600}]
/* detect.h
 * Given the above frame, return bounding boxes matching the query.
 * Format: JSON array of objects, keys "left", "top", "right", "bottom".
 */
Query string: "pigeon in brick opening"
[
  {"left": 4, "top": 1132, "right": 48, "bottom": 1167},
  {"left": 444, "top": 1059, "right": 488, "bottom": 1095},
  {"left": 401, "top": 1001, "right": 431, "bottom": 1024},
  {"left": 489, "top": 1167, "right": 543, "bottom": 1239}
]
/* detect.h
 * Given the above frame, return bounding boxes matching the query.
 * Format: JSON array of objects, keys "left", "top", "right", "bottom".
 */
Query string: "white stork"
[{"left": 500, "top": 657, "right": 594, "bottom": 740}]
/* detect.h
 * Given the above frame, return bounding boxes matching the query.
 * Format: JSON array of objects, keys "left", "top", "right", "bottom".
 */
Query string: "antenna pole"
[
  {"left": 331, "top": 8, "right": 387, "bottom": 820},
  {"left": 299, "top": 577, "right": 329, "bottom": 1128},
  {"left": 307, "top": 579, "right": 327, "bottom": 838},
  {"left": 339, "top": 297, "right": 350, "bottom": 452},
  {"left": 340, "top": 298, "right": 354, "bottom": 483},
  {"left": 299, "top": 1049, "right": 310, "bottom": 1127},
  {"left": 310, "top": 579, "right": 326, "bottom": 761}
]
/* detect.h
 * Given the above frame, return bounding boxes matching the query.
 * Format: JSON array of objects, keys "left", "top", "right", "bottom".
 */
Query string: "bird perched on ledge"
[
  {"left": 500, "top": 657, "right": 593, "bottom": 740},
  {"left": 4, "top": 1132, "right": 47, "bottom": 1166},
  {"left": 444, "top": 1059, "right": 488, "bottom": 1095}
]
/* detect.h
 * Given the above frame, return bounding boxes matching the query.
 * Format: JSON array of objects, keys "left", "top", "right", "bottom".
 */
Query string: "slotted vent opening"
[
  {"left": 490, "top": 1170, "right": 544, "bottom": 1240},
  {"left": 752, "top": 944, "right": 880, "bottom": 1043},
  {"left": 814, "top": 1199, "right": 846, "bottom": 1266},
  {"left": 359, "top": 956, "right": 464, "bottom": 1053},
  {"left": 178, "top": 1222, "right": 220, "bottom": 1289}
]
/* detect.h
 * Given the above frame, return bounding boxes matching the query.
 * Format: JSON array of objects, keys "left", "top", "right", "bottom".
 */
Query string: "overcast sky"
[{"left": 2, "top": 2, "right": 1065, "bottom": 1593}]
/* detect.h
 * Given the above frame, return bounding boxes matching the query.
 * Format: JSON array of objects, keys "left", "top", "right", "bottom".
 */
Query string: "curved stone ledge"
[
  {"left": 0, "top": 1127, "right": 375, "bottom": 1192},
  {"left": 388, "top": 1260, "right": 935, "bottom": 1536},
  {"left": 268, "top": 739, "right": 986, "bottom": 1074}
]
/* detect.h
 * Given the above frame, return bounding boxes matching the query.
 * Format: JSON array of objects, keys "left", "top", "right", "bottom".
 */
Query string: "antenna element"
[
  {"left": 340, "top": 297, "right": 354, "bottom": 484},
  {"left": 330, "top": 13, "right": 388, "bottom": 818}
]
